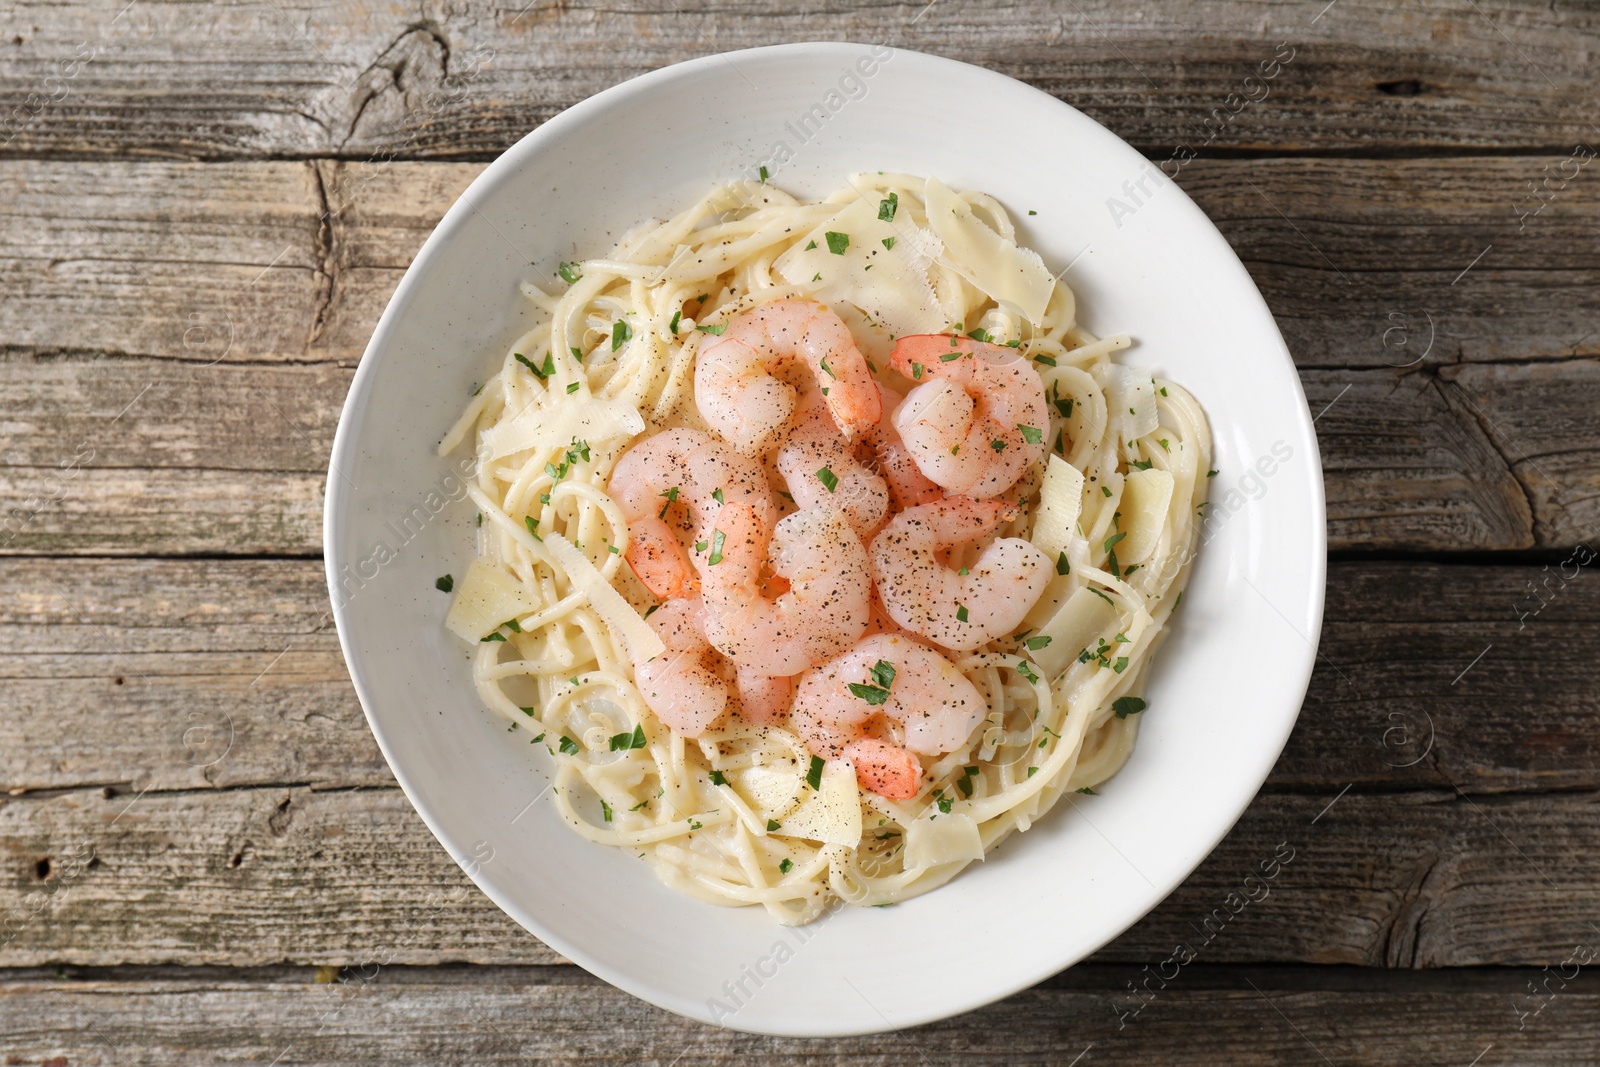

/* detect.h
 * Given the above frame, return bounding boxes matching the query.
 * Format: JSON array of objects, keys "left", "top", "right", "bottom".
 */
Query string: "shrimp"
[
  {"left": 775, "top": 389, "right": 890, "bottom": 538},
  {"left": 734, "top": 668, "right": 794, "bottom": 726},
  {"left": 870, "top": 496, "right": 1051, "bottom": 651},
  {"left": 609, "top": 428, "right": 776, "bottom": 600},
  {"left": 694, "top": 500, "right": 872, "bottom": 676},
  {"left": 863, "top": 384, "right": 942, "bottom": 512},
  {"left": 790, "top": 634, "right": 986, "bottom": 800},
  {"left": 694, "top": 298, "right": 881, "bottom": 455},
  {"left": 631, "top": 597, "right": 727, "bottom": 738},
  {"left": 888, "top": 334, "right": 1049, "bottom": 498}
]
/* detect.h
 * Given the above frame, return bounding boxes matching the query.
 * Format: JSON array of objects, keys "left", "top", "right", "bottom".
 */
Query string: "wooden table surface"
[{"left": 3, "top": 1, "right": 1598, "bottom": 1062}]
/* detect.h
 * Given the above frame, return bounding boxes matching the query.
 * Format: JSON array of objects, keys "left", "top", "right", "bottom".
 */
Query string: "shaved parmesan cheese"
[
  {"left": 774, "top": 196, "right": 945, "bottom": 338},
  {"left": 903, "top": 812, "right": 984, "bottom": 869},
  {"left": 1121, "top": 468, "right": 1175, "bottom": 566},
  {"left": 445, "top": 558, "right": 542, "bottom": 642},
  {"left": 1031, "top": 455, "right": 1085, "bottom": 560},
  {"left": 730, "top": 765, "right": 807, "bottom": 824},
  {"left": 1027, "top": 585, "right": 1122, "bottom": 678},
  {"left": 923, "top": 176, "right": 1054, "bottom": 323},
  {"left": 485, "top": 393, "right": 645, "bottom": 460},
  {"left": 1095, "top": 363, "right": 1158, "bottom": 444},
  {"left": 775, "top": 759, "right": 863, "bottom": 846},
  {"left": 543, "top": 533, "right": 664, "bottom": 662}
]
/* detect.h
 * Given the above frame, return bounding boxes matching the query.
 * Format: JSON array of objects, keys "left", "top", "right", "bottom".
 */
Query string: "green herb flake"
[
  {"left": 481, "top": 631, "right": 507, "bottom": 643},
  {"left": 869, "top": 659, "right": 896, "bottom": 689},
  {"left": 806, "top": 756, "right": 824, "bottom": 791},
  {"left": 1034, "top": 354, "right": 1058, "bottom": 367},
  {"left": 611, "top": 320, "right": 632, "bottom": 351},
  {"left": 767, "top": 818, "right": 782, "bottom": 832},
  {"left": 435, "top": 574, "right": 454, "bottom": 593},
  {"left": 712, "top": 487, "right": 725, "bottom": 505},
  {"left": 558, "top": 261, "right": 582, "bottom": 284},
  {"left": 1019, "top": 425, "right": 1043, "bottom": 445},
  {"left": 911, "top": 362, "right": 925, "bottom": 380},
  {"left": 991, "top": 438, "right": 1007, "bottom": 453},
  {"left": 524, "top": 515, "right": 542, "bottom": 541},
  {"left": 669, "top": 310, "right": 681, "bottom": 334},
  {"left": 825, "top": 231, "right": 850, "bottom": 255},
  {"left": 694, "top": 540, "right": 707, "bottom": 555},
  {"left": 1077, "top": 786, "right": 1098, "bottom": 795},
  {"left": 1056, "top": 551, "right": 1071, "bottom": 576},
  {"left": 816, "top": 467, "right": 839, "bottom": 493},
  {"left": 572, "top": 346, "right": 585, "bottom": 362},
  {"left": 878, "top": 192, "right": 899, "bottom": 221},
  {"left": 657, "top": 485, "right": 680, "bottom": 519},
  {"left": 566, "top": 381, "right": 580, "bottom": 394},
  {"left": 1112, "top": 696, "right": 1147, "bottom": 719},
  {"left": 820, "top": 356, "right": 836, "bottom": 379},
  {"left": 882, "top": 236, "right": 896, "bottom": 250},
  {"left": 940, "top": 351, "right": 964, "bottom": 362},
  {"left": 519, "top": 706, "right": 537, "bottom": 717},
  {"left": 709, "top": 769, "right": 728, "bottom": 786},
  {"left": 1025, "top": 635, "right": 1052, "bottom": 650},
  {"left": 707, "top": 528, "right": 727, "bottom": 566},
  {"left": 967, "top": 327, "right": 993, "bottom": 343},
  {"left": 956, "top": 603, "right": 970, "bottom": 623},
  {"left": 1101, "top": 485, "right": 1113, "bottom": 498},
  {"left": 805, "top": 239, "right": 818, "bottom": 251},
  {"left": 848, "top": 682, "right": 891, "bottom": 705},
  {"left": 1088, "top": 588, "right": 1115, "bottom": 606},
  {"left": 1114, "top": 656, "right": 1129, "bottom": 674},
  {"left": 759, "top": 165, "right": 770, "bottom": 183},
  {"left": 559, "top": 735, "right": 580, "bottom": 754},
  {"left": 937, "top": 796, "right": 954, "bottom": 814},
  {"left": 601, "top": 798, "right": 613, "bottom": 822},
  {"left": 1207, "top": 469, "right": 1219, "bottom": 478},
  {"left": 695, "top": 321, "right": 727, "bottom": 336},
  {"left": 779, "top": 857, "right": 794, "bottom": 873}
]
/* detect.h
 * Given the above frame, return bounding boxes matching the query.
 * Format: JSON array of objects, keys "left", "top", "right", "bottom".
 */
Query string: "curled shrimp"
[
  {"left": 888, "top": 334, "right": 1049, "bottom": 498},
  {"left": 863, "top": 384, "right": 942, "bottom": 512},
  {"left": 608, "top": 428, "right": 776, "bottom": 599},
  {"left": 870, "top": 496, "right": 1051, "bottom": 651},
  {"left": 791, "top": 634, "right": 985, "bottom": 800},
  {"left": 695, "top": 298, "right": 881, "bottom": 455},
  {"left": 775, "top": 389, "right": 890, "bottom": 538},
  {"left": 631, "top": 597, "right": 727, "bottom": 738},
  {"left": 694, "top": 500, "right": 872, "bottom": 676}
]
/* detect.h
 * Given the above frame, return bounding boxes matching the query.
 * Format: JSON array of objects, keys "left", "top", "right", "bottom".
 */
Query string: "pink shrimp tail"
[{"left": 843, "top": 738, "right": 922, "bottom": 800}]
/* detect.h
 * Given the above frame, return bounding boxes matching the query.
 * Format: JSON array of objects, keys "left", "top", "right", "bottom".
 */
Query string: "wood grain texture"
[
  {"left": 5, "top": 159, "right": 1600, "bottom": 552},
  {"left": 0, "top": 965, "right": 1583, "bottom": 1066},
  {"left": 2, "top": 0, "right": 1598, "bottom": 160},
  {"left": 3, "top": 559, "right": 1595, "bottom": 796},
  {"left": 3, "top": 782, "right": 1600, "bottom": 971}
]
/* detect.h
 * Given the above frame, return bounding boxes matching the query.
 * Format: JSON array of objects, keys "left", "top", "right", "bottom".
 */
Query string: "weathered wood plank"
[
  {"left": 0, "top": 965, "right": 1582, "bottom": 1065},
  {"left": 6, "top": 158, "right": 1599, "bottom": 370},
  {"left": 3, "top": 773, "right": 1600, "bottom": 967},
  {"left": 2, "top": 559, "right": 1595, "bottom": 795},
  {"left": 3, "top": 0, "right": 1598, "bottom": 159}
]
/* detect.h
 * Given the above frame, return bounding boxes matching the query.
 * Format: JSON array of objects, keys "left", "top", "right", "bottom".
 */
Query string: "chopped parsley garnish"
[
  {"left": 869, "top": 659, "right": 896, "bottom": 688},
  {"left": 937, "top": 796, "right": 954, "bottom": 814},
  {"left": 1207, "top": 469, "right": 1218, "bottom": 478},
  {"left": 481, "top": 631, "right": 507, "bottom": 643},
  {"left": 707, "top": 528, "right": 726, "bottom": 566},
  {"left": 1158, "top": 438, "right": 1170, "bottom": 452},
  {"left": 881, "top": 237, "right": 896, "bottom": 250},
  {"left": 504, "top": 618, "right": 522, "bottom": 633},
  {"left": 558, "top": 261, "right": 582, "bottom": 284},
  {"left": 1130, "top": 458, "right": 1152, "bottom": 470},
  {"left": 694, "top": 540, "right": 708, "bottom": 554},
  {"left": 878, "top": 192, "right": 898, "bottom": 221},
  {"left": 515, "top": 350, "right": 555, "bottom": 379},
  {"left": 1017, "top": 660, "right": 1040, "bottom": 684},
  {"left": 1101, "top": 485, "right": 1113, "bottom": 498},
  {"left": 1160, "top": 386, "right": 1169, "bottom": 396},
  {"left": 658, "top": 486, "right": 680, "bottom": 519},
  {"left": 695, "top": 322, "right": 726, "bottom": 336},
  {"left": 955, "top": 765, "right": 979, "bottom": 798},
  {"left": 779, "top": 857, "right": 794, "bottom": 873},
  {"left": 806, "top": 756, "right": 824, "bottom": 791},
  {"left": 1018, "top": 425, "right": 1042, "bottom": 445},
  {"left": 939, "top": 351, "right": 964, "bottom": 362},
  {"left": 991, "top": 438, "right": 1007, "bottom": 452},
  {"left": 566, "top": 381, "right": 580, "bottom": 394},
  {"left": 435, "top": 574, "right": 453, "bottom": 593},
  {"left": 848, "top": 682, "right": 891, "bottom": 705},
  {"left": 1088, "top": 587, "right": 1115, "bottom": 606},
  {"left": 1025, "top": 634, "right": 1052, "bottom": 650},
  {"left": 611, "top": 320, "right": 632, "bottom": 351},
  {"left": 572, "top": 346, "right": 585, "bottom": 362},
  {"left": 1055, "top": 397, "right": 1075, "bottom": 419},
  {"left": 688, "top": 818, "right": 702, "bottom": 830},
  {"left": 669, "top": 310, "right": 681, "bottom": 334},
  {"left": 1112, "top": 696, "right": 1147, "bottom": 719},
  {"left": 967, "top": 327, "right": 992, "bottom": 343},
  {"left": 1114, "top": 656, "right": 1129, "bottom": 674},
  {"left": 709, "top": 770, "right": 728, "bottom": 786},
  {"left": 1104, "top": 531, "right": 1126, "bottom": 577},
  {"left": 1028, "top": 766, "right": 1040, "bottom": 777},
  {"left": 1034, "top": 354, "right": 1057, "bottom": 367},
  {"left": 816, "top": 467, "right": 839, "bottom": 493},
  {"left": 1077, "top": 786, "right": 1098, "bottom": 795},
  {"left": 767, "top": 818, "right": 783, "bottom": 833},
  {"left": 559, "top": 735, "right": 580, "bottom": 754},
  {"left": 629, "top": 799, "right": 648, "bottom": 811},
  {"left": 911, "top": 362, "right": 925, "bottom": 379},
  {"left": 712, "top": 487, "right": 725, "bottom": 505},
  {"left": 519, "top": 706, "right": 537, "bottom": 717},
  {"left": 825, "top": 231, "right": 850, "bottom": 255},
  {"left": 811, "top": 272, "right": 822, "bottom": 283},
  {"left": 956, "top": 603, "right": 970, "bottom": 623},
  {"left": 759, "top": 165, "right": 769, "bottom": 183},
  {"left": 805, "top": 239, "right": 817, "bottom": 251},
  {"left": 1056, "top": 551, "right": 1070, "bottom": 576},
  {"left": 601, "top": 799, "right": 613, "bottom": 822},
  {"left": 608, "top": 723, "right": 648, "bottom": 750}
]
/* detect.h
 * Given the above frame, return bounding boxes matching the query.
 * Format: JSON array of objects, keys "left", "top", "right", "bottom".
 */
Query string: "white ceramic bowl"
[{"left": 325, "top": 42, "right": 1325, "bottom": 1037}]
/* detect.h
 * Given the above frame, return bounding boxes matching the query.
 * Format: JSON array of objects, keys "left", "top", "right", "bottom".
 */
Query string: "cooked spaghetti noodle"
[{"left": 438, "top": 175, "right": 1210, "bottom": 924}]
